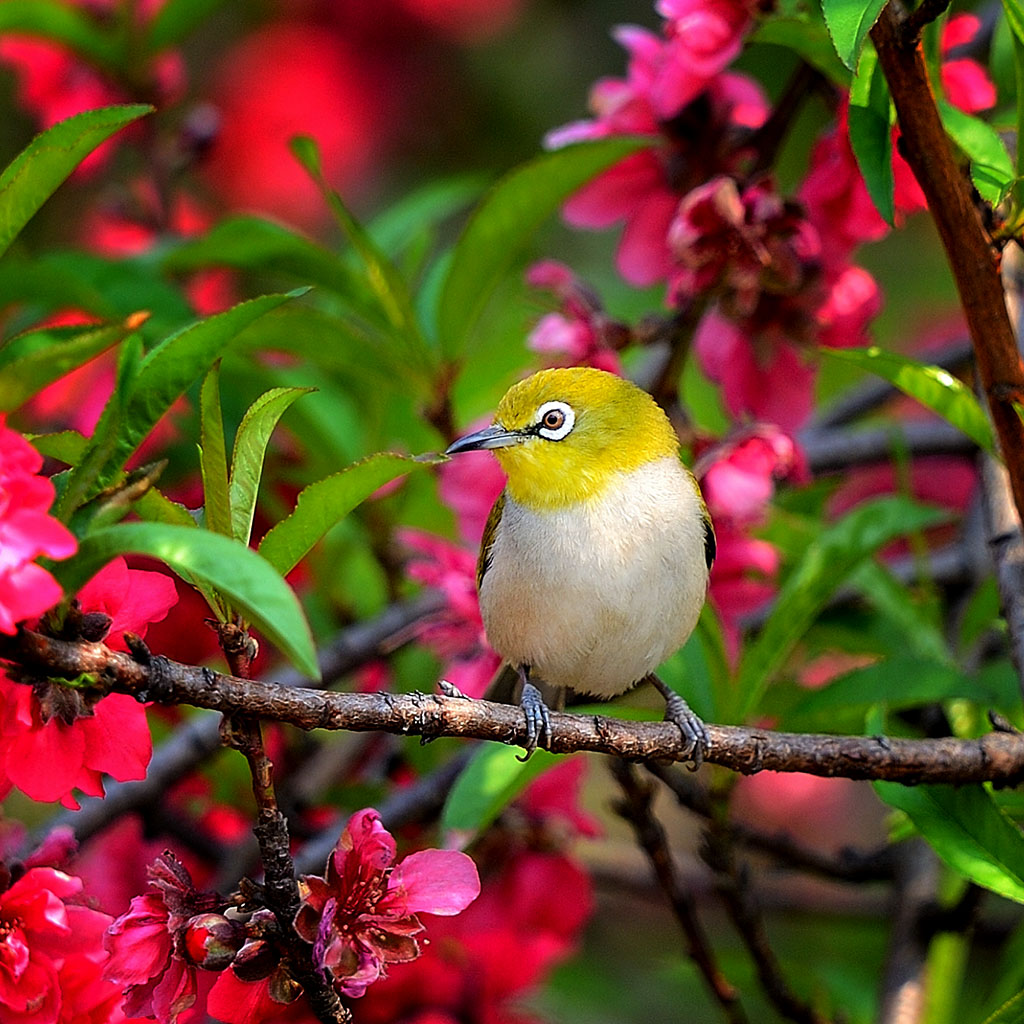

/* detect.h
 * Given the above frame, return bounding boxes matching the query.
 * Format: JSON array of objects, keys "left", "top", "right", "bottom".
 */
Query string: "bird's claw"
[
  {"left": 517, "top": 680, "right": 552, "bottom": 761},
  {"left": 662, "top": 691, "right": 709, "bottom": 771}
]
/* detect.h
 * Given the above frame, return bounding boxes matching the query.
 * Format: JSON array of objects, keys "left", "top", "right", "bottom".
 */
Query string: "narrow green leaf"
[
  {"left": 0, "top": 0, "right": 121, "bottom": 68},
  {"left": 821, "top": 0, "right": 888, "bottom": 70},
  {"left": 441, "top": 744, "right": 560, "bottom": 838},
  {"left": 874, "top": 783, "right": 1024, "bottom": 904},
  {"left": 258, "top": 453, "right": 435, "bottom": 577},
  {"left": 144, "top": 0, "right": 227, "bottom": 52},
  {"left": 847, "top": 45, "right": 895, "bottom": 225},
  {"left": 0, "top": 317, "right": 140, "bottom": 411},
  {"left": 436, "top": 136, "right": 650, "bottom": 358},
  {"left": 199, "top": 363, "right": 231, "bottom": 538},
  {"left": 54, "top": 522, "right": 319, "bottom": 679},
  {"left": 290, "top": 137, "right": 433, "bottom": 377},
  {"left": 1004, "top": 0, "right": 1024, "bottom": 45},
  {"left": 0, "top": 105, "right": 152, "bottom": 260},
  {"left": 982, "top": 987, "right": 1024, "bottom": 1024},
  {"left": 820, "top": 346, "right": 997, "bottom": 454},
  {"left": 62, "top": 290, "right": 306, "bottom": 514},
  {"left": 937, "top": 99, "right": 1016, "bottom": 205},
  {"left": 736, "top": 497, "right": 945, "bottom": 720},
  {"left": 228, "top": 386, "right": 312, "bottom": 545}
]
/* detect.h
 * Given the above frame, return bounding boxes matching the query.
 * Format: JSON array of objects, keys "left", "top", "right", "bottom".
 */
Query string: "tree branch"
[
  {"left": 5, "top": 629, "right": 1024, "bottom": 785},
  {"left": 611, "top": 760, "right": 749, "bottom": 1024},
  {"left": 871, "top": 2, "right": 1024, "bottom": 524}
]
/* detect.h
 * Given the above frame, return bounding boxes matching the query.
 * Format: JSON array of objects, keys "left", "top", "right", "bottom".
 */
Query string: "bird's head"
[{"left": 445, "top": 367, "right": 680, "bottom": 510}]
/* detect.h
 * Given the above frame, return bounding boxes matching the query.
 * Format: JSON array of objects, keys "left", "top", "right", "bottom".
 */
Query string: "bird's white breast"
[{"left": 478, "top": 456, "right": 710, "bottom": 698}]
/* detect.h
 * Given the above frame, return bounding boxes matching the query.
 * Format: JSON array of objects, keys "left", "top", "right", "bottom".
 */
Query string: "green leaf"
[
  {"left": 199, "top": 363, "right": 231, "bottom": 538},
  {"left": 751, "top": 15, "right": 852, "bottom": 85},
  {"left": 874, "top": 783, "right": 1024, "bottom": 904},
  {"left": 436, "top": 136, "right": 650, "bottom": 358},
  {"left": 258, "top": 453, "right": 436, "bottom": 577},
  {"left": 290, "top": 138, "right": 434, "bottom": 379},
  {"left": 61, "top": 290, "right": 306, "bottom": 515},
  {"left": 937, "top": 99, "right": 1016, "bottom": 206},
  {"left": 0, "top": 0, "right": 121, "bottom": 68},
  {"left": 144, "top": 0, "right": 227, "bottom": 52},
  {"left": 1004, "top": 0, "right": 1024, "bottom": 45},
  {"left": 441, "top": 744, "right": 560, "bottom": 837},
  {"left": 982, "top": 987, "right": 1024, "bottom": 1024},
  {"left": 27, "top": 430, "right": 87, "bottom": 465},
  {"left": 228, "top": 386, "right": 312, "bottom": 545},
  {"left": 820, "top": 346, "right": 997, "bottom": 454},
  {"left": 0, "top": 105, "right": 152, "bottom": 261},
  {"left": 782, "top": 658, "right": 1008, "bottom": 731},
  {"left": 54, "top": 522, "right": 319, "bottom": 679},
  {"left": 847, "top": 44, "right": 895, "bottom": 225},
  {"left": 0, "top": 317, "right": 141, "bottom": 411},
  {"left": 821, "top": 0, "right": 888, "bottom": 70},
  {"left": 736, "top": 497, "right": 945, "bottom": 720}
]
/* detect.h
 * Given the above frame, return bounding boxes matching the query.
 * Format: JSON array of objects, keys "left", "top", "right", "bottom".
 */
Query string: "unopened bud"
[{"left": 181, "top": 913, "right": 243, "bottom": 971}]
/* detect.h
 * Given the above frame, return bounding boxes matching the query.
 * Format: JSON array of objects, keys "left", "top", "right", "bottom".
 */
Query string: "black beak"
[{"left": 445, "top": 424, "right": 523, "bottom": 455}]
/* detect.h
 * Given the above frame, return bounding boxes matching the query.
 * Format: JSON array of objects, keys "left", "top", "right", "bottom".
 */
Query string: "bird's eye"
[{"left": 535, "top": 401, "right": 575, "bottom": 441}]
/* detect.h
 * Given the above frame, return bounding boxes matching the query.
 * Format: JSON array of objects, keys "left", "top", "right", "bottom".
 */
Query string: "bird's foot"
[
  {"left": 518, "top": 680, "right": 552, "bottom": 761},
  {"left": 648, "top": 675, "right": 708, "bottom": 769}
]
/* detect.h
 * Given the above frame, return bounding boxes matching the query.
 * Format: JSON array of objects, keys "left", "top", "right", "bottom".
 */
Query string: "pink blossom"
[
  {"left": 694, "top": 310, "right": 818, "bottom": 431},
  {"left": 292, "top": 809, "right": 480, "bottom": 999},
  {"left": 0, "top": 863, "right": 113, "bottom": 1024},
  {"left": 699, "top": 427, "right": 805, "bottom": 525},
  {"left": 400, "top": 529, "right": 500, "bottom": 698},
  {"left": 0, "top": 558, "right": 175, "bottom": 808},
  {"left": 525, "top": 260, "right": 626, "bottom": 374},
  {"left": 104, "top": 852, "right": 223, "bottom": 1024},
  {"left": 548, "top": 6, "right": 768, "bottom": 289},
  {"left": 518, "top": 757, "right": 602, "bottom": 840},
  {"left": 0, "top": 418, "right": 76, "bottom": 635},
  {"left": 940, "top": 14, "right": 996, "bottom": 114}
]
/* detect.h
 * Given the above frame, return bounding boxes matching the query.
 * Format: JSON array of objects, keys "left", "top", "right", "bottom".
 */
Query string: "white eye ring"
[{"left": 535, "top": 401, "right": 575, "bottom": 441}]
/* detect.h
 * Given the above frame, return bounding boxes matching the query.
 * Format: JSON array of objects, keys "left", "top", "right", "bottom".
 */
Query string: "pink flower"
[
  {"left": 694, "top": 310, "right": 818, "bottom": 431},
  {"left": 699, "top": 427, "right": 804, "bottom": 525},
  {"left": 518, "top": 757, "right": 602, "bottom": 840},
  {"left": 697, "top": 426, "right": 804, "bottom": 651},
  {"left": 940, "top": 14, "right": 996, "bottom": 114},
  {"left": 0, "top": 418, "right": 77, "bottom": 635},
  {"left": 0, "top": 863, "right": 113, "bottom": 1024},
  {"left": 104, "top": 852, "right": 224, "bottom": 1024},
  {"left": 292, "top": 809, "right": 480, "bottom": 999},
  {"left": 525, "top": 261, "right": 626, "bottom": 374},
  {"left": 0, "top": 558, "right": 175, "bottom": 808},
  {"left": 548, "top": 6, "right": 768, "bottom": 289},
  {"left": 400, "top": 530, "right": 501, "bottom": 698}
]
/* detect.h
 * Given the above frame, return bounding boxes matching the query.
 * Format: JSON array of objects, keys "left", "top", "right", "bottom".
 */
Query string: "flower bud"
[{"left": 181, "top": 913, "right": 243, "bottom": 971}]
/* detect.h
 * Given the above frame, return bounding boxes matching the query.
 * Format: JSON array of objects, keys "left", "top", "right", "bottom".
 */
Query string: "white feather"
[{"left": 479, "top": 456, "right": 710, "bottom": 698}]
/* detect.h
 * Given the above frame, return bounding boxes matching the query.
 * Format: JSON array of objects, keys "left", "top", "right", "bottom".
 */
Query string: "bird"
[{"left": 443, "top": 366, "right": 715, "bottom": 765}]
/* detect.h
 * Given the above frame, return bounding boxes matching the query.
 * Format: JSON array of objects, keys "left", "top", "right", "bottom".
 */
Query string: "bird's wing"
[
  {"left": 476, "top": 489, "right": 506, "bottom": 589},
  {"left": 701, "top": 509, "right": 716, "bottom": 571}
]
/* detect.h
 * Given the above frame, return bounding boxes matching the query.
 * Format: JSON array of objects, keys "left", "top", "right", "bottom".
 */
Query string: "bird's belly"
[{"left": 479, "top": 459, "right": 709, "bottom": 698}]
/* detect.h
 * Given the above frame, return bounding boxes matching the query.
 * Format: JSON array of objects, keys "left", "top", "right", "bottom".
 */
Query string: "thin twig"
[
  {"left": 701, "top": 824, "right": 832, "bottom": 1024},
  {"left": 5, "top": 628, "right": 1024, "bottom": 784},
  {"left": 611, "top": 760, "right": 749, "bottom": 1024}
]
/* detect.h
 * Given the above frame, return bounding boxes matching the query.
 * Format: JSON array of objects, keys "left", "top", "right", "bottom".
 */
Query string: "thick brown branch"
[
  {"left": 871, "top": 3, "right": 1024, "bottom": 523},
  {"left": 5, "top": 630, "right": 1024, "bottom": 785}
]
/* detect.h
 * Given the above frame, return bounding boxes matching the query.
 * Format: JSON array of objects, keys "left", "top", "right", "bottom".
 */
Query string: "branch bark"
[
  {"left": 870, "top": 2, "right": 1024, "bottom": 524},
  {"left": 6, "top": 629, "right": 1024, "bottom": 786}
]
